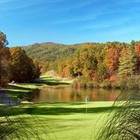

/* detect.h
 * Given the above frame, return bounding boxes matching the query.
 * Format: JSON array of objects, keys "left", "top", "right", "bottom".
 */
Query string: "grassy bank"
[{"left": 6, "top": 74, "right": 72, "bottom": 101}]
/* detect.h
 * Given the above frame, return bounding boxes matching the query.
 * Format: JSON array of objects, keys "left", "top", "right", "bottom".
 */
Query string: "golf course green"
[
  {"left": 16, "top": 101, "right": 115, "bottom": 140},
  {"left": 0, "top": 75, "right": 117, "bottom": 140}
]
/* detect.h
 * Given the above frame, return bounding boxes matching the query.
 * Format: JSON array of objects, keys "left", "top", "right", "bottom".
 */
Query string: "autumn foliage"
[
  {"left": 0, "top": 31, "right": 40, "bottom": 87},
  {"left": 34, "top": 41, "right": 140, "bottom": 88},
  {"left": 1, "top": 30, "right": 140, "bottom": 89},
  {"left": 135, "top": 43, "right": 140, "bottom": 56}
]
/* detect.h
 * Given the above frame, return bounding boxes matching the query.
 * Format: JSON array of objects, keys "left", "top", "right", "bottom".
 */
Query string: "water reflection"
[{"left": 32, "top": 87, "right": 122, "bottom": 103}]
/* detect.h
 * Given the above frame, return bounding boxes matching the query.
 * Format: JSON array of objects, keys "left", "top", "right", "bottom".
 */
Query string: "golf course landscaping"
[
  {"left": 0, "top": 75, "right": 118, "bottom": 140},
  {"left": 1, "top": 101, "right": 116, "bottom": 140},
  {"left": 28, "top": 102, "right": 116, "bottom": 140}
]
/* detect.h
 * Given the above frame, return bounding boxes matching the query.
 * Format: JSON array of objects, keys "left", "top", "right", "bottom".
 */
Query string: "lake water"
[{"left": 31, "top": 87, "right": 122, "bottom": 103}]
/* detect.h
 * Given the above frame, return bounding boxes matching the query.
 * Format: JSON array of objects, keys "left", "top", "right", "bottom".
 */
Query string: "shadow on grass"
[
  {"left": 41, "top": 80, "right": 70, "bottom": 86},
  {"left": 5, "top": 89, "right": 35, "bottom": 102},
  {"left": 8, "top": 84, "right": 34, "bottom": 90},
  {"left": 8, "top": 84, "right": 38, "bottom": 90},
  {"left": 25, "top": 106, "right": 118, "bottom": 115},
  {"left": 40, "top": 76, "right": 71, "bottom": 86},
  {"left": 9, "top": 78, "right": 70, "bottom": 87},
  {"left": 0, "top": 105, "right": 119, "bottom": 116},
  {"left": 44, "top": 102, "right": 86, "bottom": 106}
]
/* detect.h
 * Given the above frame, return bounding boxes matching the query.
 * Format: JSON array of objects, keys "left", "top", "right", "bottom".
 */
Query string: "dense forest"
[
  {"left": 1, "top": 30, "right": 140, "bottom": 89},
  {"left": 0, "top": 31, "right": 40, "bottom": 87},
  {"left": 22, "top": 40, "right": 140, "bottom": 89}
]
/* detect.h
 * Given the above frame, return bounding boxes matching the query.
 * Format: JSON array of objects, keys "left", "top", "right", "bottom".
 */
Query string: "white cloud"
[
  {"left": 118, "top": 0, "right": 140, "bottom": 4},
  {"left": 52, "top": 5, "right": 105, "bottom": 24},
  {"left": 0, "top": 1, "right": 46, "bottom": 11},
  {"left": 48, "top": 0, "right": 66, "bottom": 2},
  {"left": 53, "top": 12, "right": 102, "bottom": 24},
  {"left": 0, "top": 0, "right": 14, "bottom": 3},
  {"left": 82, "top": 17, "right": 132, "bottom": 30},
  {"left": 66, "top": 0, "right": 98, "bottom": 12},
  {"left": 66, "top": 0, "right": 96, "bottom": 10}
]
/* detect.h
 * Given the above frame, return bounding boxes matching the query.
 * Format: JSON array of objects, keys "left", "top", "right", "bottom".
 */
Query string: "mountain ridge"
[{"left": 21, "top": 42, "right": 82, "bottom": 61}]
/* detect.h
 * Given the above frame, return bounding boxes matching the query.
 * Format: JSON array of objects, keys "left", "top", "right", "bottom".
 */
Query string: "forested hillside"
[
  {"left": 22, "top": 42, "right": 81, "bottom": 61},
  {"left": 21, "top": 40, "right": 140, "bottom": 89}
]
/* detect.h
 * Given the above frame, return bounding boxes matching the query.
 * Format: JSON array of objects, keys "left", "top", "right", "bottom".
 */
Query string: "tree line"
[
  {"left": 0, "top": 31, "right": 40, "bottom": 87},
  {"left": 11, "top": 30, "right": 140, "bottom": 89},
  {"left": 44, "top": 41, "right": 140, "bottom": 89}
]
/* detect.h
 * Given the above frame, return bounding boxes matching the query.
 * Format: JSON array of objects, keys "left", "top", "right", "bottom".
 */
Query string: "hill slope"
[{"left": 22, "top": 42, "right": 81, "bottom": 61}]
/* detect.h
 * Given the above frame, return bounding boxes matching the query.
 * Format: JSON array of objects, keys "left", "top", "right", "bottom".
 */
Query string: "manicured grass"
[
  {"left": 15, "top": 101, "right": 115, "bottom": 140},
  {"left": 7, "top": 74, "right": 71, "bottom": 93},
  {"left": 6, "top": 83, "right": 38, "bottom": 101},
  {"left": 6, "top": 74, "right": 72, "bottom": 102},
  {"left": 2, "top": 90, "right": 117, "bottom": 140},
  {"left": 2, "top": 75, "right": 117, "bottom": 139}
]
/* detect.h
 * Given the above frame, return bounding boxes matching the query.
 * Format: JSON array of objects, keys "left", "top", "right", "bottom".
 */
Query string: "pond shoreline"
[
  {"left": 0, "top": 88, "right": 17, "bottom": 106},
  {"left": 0, "top": 74, "right": 122, "bottom": 105}
]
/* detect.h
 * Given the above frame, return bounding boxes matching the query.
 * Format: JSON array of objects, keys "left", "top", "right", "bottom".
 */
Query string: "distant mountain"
[{"left": 22, "top": 42, "right": 81, "bottom": 61}]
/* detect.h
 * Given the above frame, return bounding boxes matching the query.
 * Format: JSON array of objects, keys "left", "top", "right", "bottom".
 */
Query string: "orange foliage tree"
[
  {"left": 106, "top": 47, "right": 120, "bottom": 76},
  {"left": 135, "top": 43, "right": 140, "bottom": 73}
]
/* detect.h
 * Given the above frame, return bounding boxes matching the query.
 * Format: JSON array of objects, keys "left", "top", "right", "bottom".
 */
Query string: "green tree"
[
  {"left": 118, "top": 48, "right": 137, "bottom": 78},
  {"left": 72, "top": 51, "right": 83, "bottom": 77},
  {"left": 32, "top": 60, "right": 40, "bottom": 79},
  {"left": 10, "top": 47, "right": 40, "bottom": 82},
  {"left": 80, "top": 44, "right": 98, "bottom": 80},
  {"left": 96, "top": 44, "right": 108, "bottom": 81}
]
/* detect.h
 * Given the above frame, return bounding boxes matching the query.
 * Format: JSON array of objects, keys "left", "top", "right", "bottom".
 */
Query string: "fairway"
[{"left": 20, "top": 101, "right": 115, "bottom": 140}]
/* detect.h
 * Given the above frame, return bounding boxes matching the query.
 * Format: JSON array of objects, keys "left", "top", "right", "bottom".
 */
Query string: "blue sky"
[{"left": 1, "top": 0, "right": 140, "bottom": 47}]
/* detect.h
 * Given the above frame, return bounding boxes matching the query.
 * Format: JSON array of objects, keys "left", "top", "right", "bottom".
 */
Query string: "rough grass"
[{"left": 95, "top": 89, "right": 140, "bottom": 140}]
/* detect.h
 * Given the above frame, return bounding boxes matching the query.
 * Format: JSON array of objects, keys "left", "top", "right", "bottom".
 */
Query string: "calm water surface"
[{"left": 32, "top": 87, "right": 122, "bottom": 103}]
